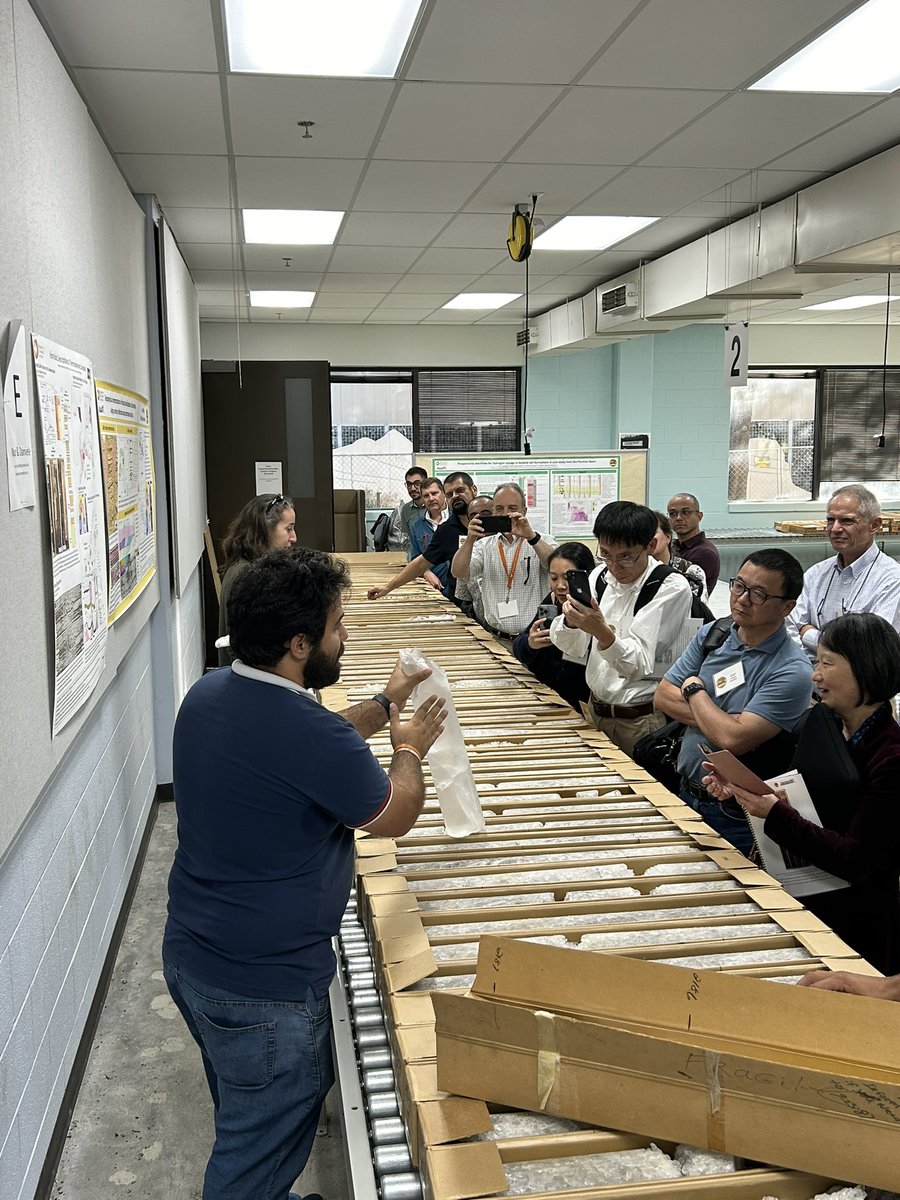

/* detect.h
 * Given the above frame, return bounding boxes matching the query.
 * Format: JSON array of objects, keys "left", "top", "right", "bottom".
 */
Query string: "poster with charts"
[
  {"left": 32, "top": 334, "right": 108, "bottom": 735},
  {"left": 432, "top": 454, "right": 625, "bottom": 541},
  {"left": 96, "top": 381, "right": 157, "bottom": 622}
]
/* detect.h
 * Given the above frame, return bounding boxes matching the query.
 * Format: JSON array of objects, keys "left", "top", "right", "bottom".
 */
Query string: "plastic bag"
[{"left": 399, "top": 648, "right": 485, "bottom": 838}]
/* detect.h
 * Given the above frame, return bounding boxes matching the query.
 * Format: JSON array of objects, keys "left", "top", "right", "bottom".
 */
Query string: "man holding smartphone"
[
  {"left": 550, "top": 501, "right": 692, "bottom": 753},
  {"left": 452, "top": 482, "right": 556, "bottom": 640}
]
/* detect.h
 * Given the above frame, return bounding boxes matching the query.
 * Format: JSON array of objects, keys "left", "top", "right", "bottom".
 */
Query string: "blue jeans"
[
  {"left": 679, "top": 781, "right": 755, "bottom": 858},
  {"left": 163, "top": 959, "right": 334, "bottom": 1200}
]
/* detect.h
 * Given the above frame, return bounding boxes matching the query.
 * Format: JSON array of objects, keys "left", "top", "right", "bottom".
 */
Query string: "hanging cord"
[
  {"left": 522, "top": 193, "right": 538, "bottom": 456},
  {"left": 878, "top": 271, "right": 891, "bottom": 448}
]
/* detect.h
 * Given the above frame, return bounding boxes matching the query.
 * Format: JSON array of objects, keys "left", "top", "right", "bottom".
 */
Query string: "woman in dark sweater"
[
  {"left": 512, "top": 541, "right": 594, "bottom": 711},
  {"left": 704, "top": 612, "right": 900, "bottom": 973}
]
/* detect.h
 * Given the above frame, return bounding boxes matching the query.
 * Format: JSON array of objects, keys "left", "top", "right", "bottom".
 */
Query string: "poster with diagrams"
[
  {"left": 96, "top": 381, "right": 157, "bottom": 621},
  {"left": 32, "top": 335, "right": 108, "bottom": 734},
  {"left": 433, "top": 454, "right": 642, "bottom": 541}
]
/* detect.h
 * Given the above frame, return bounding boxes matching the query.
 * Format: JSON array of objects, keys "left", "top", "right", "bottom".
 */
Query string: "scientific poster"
[
  {"left": 32, "top": 335, "right": 108, "bottom": 734},
  {"left": 96, "top": 382, "right": 157, "bottom": 621}
]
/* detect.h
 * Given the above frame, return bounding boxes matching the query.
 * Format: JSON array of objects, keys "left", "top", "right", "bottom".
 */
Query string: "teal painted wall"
[{"left": 524, "top": 346, "right": 615, "bottom": 453}]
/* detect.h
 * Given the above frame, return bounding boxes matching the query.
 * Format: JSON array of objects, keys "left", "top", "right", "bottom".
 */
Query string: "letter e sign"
[{"left": 724, "top": 323, "right": 748, "bottom": 388}]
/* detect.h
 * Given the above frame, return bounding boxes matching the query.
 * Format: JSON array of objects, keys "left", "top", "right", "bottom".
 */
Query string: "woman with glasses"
[
  {"left": 512, "top": 541, "right": 594, "bottom": 711},
  {"left": 217, "top": 494, "right": 297, "bottom": 666},
  {"left": 703, "top": 612, "right": 900, "bottom": 974}
]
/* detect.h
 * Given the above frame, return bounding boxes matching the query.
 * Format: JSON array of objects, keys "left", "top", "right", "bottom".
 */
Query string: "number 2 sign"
[{"left": 724, "top": 322, "right": 748, "bottom": 388}]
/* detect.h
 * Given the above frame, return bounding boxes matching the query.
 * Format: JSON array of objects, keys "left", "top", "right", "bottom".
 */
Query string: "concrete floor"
[{"left": 52, "top": 801, "right": 349, "bottom": 1200}]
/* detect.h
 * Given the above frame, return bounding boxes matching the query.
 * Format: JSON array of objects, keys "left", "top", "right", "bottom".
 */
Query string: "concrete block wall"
[
  {"left": 0, "top": 627, "right": 157, "bottom": 1200},
  {"left": 524, "top": 347, "right": 614, "bottom": 453}
]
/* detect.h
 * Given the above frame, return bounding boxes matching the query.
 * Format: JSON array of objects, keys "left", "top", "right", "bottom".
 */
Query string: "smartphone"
[
  {"left": 566, "top": 569, "right": 593, "bottom": 607},
  {"left": 480, "top": 514, "right": 512, "bottom": 534},
  {"left": 537, "top": 603, "right": 558, "bottom": 625}
]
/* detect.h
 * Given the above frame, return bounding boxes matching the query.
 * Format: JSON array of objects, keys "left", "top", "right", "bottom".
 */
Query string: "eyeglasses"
[
  {"left": 729, "top": 578, "right": 789, "bottom": 606},
  {"left": 597, "top": 548, "right": 646, "bottom": 567},
  {"left": 265, "top": 494, "right": 286, "bottom": 514},
  {"left": 667, "top": 507, "right": 698, "bottom": 518}
]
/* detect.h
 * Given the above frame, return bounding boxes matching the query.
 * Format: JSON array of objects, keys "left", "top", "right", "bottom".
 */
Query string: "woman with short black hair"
[{"left": 704, "top": 611, "right": 900, "bottom": 973}]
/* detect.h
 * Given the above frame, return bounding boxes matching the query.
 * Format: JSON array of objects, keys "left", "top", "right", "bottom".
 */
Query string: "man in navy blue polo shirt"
[{"left": 163, "top": 547, "right": 445, "bottom": 1200}]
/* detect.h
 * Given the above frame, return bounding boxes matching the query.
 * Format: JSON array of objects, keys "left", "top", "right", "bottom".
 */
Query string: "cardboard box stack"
[{"left": 333, "top": 554, "right": 886, "bottom": 1200}]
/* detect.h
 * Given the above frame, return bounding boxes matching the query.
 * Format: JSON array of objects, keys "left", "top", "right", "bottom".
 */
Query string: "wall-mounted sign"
[
  {"left": 3, "top": 321, "right": 36, "bottom": 511},
  {"left": 619, "top": 433, "right": 649, "bottom": 450}
]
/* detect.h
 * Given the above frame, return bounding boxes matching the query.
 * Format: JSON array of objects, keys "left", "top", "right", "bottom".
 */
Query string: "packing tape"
[
  {"left": 704, "top": 1049, "right": 727, "bottom": 1152},
  {"left": 534, "top": 1010, "right": 559, "bottom": 1111}
]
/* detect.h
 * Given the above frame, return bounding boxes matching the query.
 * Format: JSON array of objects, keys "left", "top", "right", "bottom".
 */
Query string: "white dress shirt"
[
  {"left": 550, "top": 559, "right": 692, "bottom": 705},
  {"left": 469, "top": 533, "right": 555, "bottom": 635},
  {"left": 787, "top": 541, "right": 900, "bottom": 662}
]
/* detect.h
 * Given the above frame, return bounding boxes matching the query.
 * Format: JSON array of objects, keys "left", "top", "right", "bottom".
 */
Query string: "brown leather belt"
[
  {"left": 589, "top": 698, "right": 655, "bottom": 719},
  {"left": 486, "top": 627, "right": 515, "bottom": 640}
]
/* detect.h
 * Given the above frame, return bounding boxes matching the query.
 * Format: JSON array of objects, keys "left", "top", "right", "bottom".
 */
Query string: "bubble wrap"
[
  {"left": 663, "top": 946, "right": 813, "bottom": 968},
  {"left": 412, "top": 864, "right": 635, "bottom": 891},
  {"left": 502, "top": 1145, "right": 681, "bottom": 1193},
  {"left": 408, "top": 972, "right": 474, "bottom": 991},
  {"left": 651, "top": 881, "right": 741, "bottom": 894},
  {"left": 644, "top": 861, "right": 717, "bottom": 875},
  {"left": 674, "top": 1144, "right": 737, "bottom": 1175},
  {"left": 493, "top": 775, "right": 625, "bottom": 789},
  {"left": 576, "top": 921, "right": 778, "bottom": 951},
  {"left": 403, "top": 845, "right": 674, "bottom": 874},
  {"left": 426, "top": 901, "right": 757, "bottom": 939},
  {"left": 418, "top": 894, "right": 556, "bottom": 911},
  {"left": 480, "top": 1113, "right": 590, "bottom": 1140}
]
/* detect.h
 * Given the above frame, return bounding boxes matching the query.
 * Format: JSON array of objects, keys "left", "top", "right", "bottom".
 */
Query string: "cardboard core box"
[{"left": 433, "top": 937, "right": 900, "bottom": 1192}]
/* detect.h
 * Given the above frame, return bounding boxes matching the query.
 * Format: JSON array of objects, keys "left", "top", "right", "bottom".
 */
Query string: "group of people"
[{"left": 170, "top": 476, "right": 900, "bottom": 1200}]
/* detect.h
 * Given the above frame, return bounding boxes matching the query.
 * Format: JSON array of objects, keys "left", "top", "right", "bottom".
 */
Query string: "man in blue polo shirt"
[
  {"left": 655, "top": 548, "right": 813, "bottom": 856},
  {"left": 163, "top": 547, "right": 445, "bottom": 1200}
]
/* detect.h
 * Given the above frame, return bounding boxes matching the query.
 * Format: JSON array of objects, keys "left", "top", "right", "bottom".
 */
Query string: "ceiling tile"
[
  {"left": 319, "top": 273, "right": 402, "bottom": 292},
  {"left": 407, "top": 0, "right": 640, "bottom": 83},
  {"left": 243, "top": 245, "right": 331, "bottom": 272},
  {"left": 465, "top": 163, "right": 621, "bottom": 213},
  {"left": 433, "top": 214, "right": 518, "bottom": 249},
  {"left": 244, "top": 270, "right": 325, "bottom": 289},
  {"left": 74, "top": 68, "right": 226, "bottom": 153},
  {"left": 194, "top": 289, "right": 248, "bottom": 305},
  {"left": 643, "top": 93, "right": 877, "bottom": 170},
  {"left": 338, "top": 211, "right": 452, "bottom": 247},
  {"left": 310, "top": 293, "right": 386, "bottom": 309},
  {"left": 373, "top": 82, "right": 563, "bottom": 162},
  {"left": 178, "top": 243, "right": 242, "bottom": 270},
  {"left": 578, "top": 166, "right": 746, "bottom": 216},
  {"left": 227, "top": 76, "right": 394, "bottom": 158},
  {"left": 765, "top": 97, "right": 900, "bottom": 172},
  {"left": 612, "top": 216, "right": 721, "bottom": 255},
  {"left": 408, "top": 248, "right": 508, "bottom": 274},
  {"left": 117, "top": 154, "right": 230, "bottom": 208},
  {"left": 527, "top": 248, "right": 610, "bottom": 275},
  {"left": 582, "top": 0, "right": 855, "bottom": 89},
  {"left": 34, "top": 0, "right": 217, "bottom": 70},
  {"left": 702, "top": 169, "right": 824, "bottom": 206},
  {"left": 365, "top": 310, "right": 429, "bottom": 323},
  {"left": 164, "top": 207, "right": 237, "bottom": 243},
  {"left": 199, "top": 305, "right": 249, "bottom": 319},
  {"left": 234, "top": 157, "right": 365, "bottom": 209},
  {"left": 354, "top": 160, "right": 494, "bottom": 211},
  {"left": 377, "top": 292, "right": 452, "bottom": 308},
  {"left": 327, "top": 245, "right": 422, "bottom": 273},
  {"left": 309, "top": 309, "right": 377, "bottom": 322},
  {"left": 391, "top": 274, "right": 480, "bottom": 293},
  {"left": 511, "top": 87, "right": 723, "bottom": 165}
]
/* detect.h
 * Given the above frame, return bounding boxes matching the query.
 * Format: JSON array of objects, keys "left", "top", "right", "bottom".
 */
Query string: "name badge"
[
  {"left": 497, "top": 599, "right": 519, "bottom": 618},
  {"left": 713, "top": 660, "right": 745, "bottom": 697}
]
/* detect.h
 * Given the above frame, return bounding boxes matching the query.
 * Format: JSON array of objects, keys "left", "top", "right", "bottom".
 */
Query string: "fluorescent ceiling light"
[
  {"left": 243, "top": 209, "right": 344, "bottom": 245},
  {"left": 801, "top": 294, "right": 899, "bottom": 311},
  {"left": 224, "top": 0, "right": 424, "bottom": 77},
  {"left": 250, "top": 290, "right": 316, "bottom": 307},
  {"left": 442, "top": 293, "right": 522, "bottom": 310},
  {"left": 533, "top": 215, "right": 658, "bottom": 251},
  {"left": 751, "top": 0, "right": 900, "bottom": 93}
]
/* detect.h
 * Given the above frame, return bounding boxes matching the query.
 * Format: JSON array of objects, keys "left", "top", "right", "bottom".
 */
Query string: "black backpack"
[
  {"left": 595, "top": 562, "right": 715, "bottom": 624},
  {"left": 370, "top": 512, "right": 391, "bottom": 552}
]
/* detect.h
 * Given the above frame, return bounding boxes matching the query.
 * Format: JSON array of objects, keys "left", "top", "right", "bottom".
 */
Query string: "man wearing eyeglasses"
[
  {"left": 787, "top": 483, "right": 900, "bottom": 664},
  {"left": 452, "top": 482, "right": 556, "bottom": 639},
  {"left": 387, "top": 465, "right": 428, "bottom": 552},
  {"left": 667, "top": 492, "right": 720, "bottom": 594},
  {"left": 656, "top": 549, "right": 813, "bottom": 856},
  {"left": 549, "top": 501, "right": 692, "bottom": 753}
]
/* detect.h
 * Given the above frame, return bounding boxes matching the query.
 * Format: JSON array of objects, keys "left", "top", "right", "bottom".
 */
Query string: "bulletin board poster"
[
  {"left": 32, "top": 335, "right": 108, "bottom": 735},
  {"left": 432, "top": 454, "right": 633, "bottom": 541},
  {"left": 96, "top": 381, "right": 157, "bottom": 622}
]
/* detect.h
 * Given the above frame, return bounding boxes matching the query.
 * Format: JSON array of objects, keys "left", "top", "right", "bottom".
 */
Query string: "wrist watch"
[
  {"left": 372, "top": 692, "right": 391, "bottom": 716},
  {"left": 526, "top": 532, "right": 541, "bottom": 545},
  {"left": 681, "top": 681, "right": 705, "bottom": 701}
]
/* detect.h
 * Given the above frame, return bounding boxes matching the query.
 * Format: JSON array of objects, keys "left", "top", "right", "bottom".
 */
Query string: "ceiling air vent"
[
  {"left": 600, "top": 281, "right": 640, "bottom": 314},
  {"left": 516, "top": 326, "right": 538, "bottom": 348}
]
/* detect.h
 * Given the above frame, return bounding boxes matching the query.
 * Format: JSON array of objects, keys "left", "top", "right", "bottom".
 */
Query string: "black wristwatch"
[
  {"left": 372, "top": 693, "right": 391, "bottom": 716},
  {"left": 681, "top": 681, "right": 705, "bottom": 701},
  {"left": 526, "top": 532, "right": 541, "bottom": 546}
]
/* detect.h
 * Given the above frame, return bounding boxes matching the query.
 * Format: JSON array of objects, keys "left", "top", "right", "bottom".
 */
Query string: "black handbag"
[{"left": 633, "top": 719, "right": 684, "bottom": 794}]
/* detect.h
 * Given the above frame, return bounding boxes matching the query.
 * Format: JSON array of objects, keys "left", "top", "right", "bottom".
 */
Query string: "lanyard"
[
  {"left": 817, "top": 551, "right": 881, "bottom": 621},
  {"left": 497, "top": 537, "right": 524, "bottom": 599}
]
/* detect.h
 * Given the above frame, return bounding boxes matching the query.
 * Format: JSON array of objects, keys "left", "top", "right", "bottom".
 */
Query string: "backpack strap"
[
  {"left": 594, "top": 568, "right": 609, "bottom": 605},
  {"left": 633, "top": 563, "right": 677, "bottom": 614},
  {"left": 700, "top": 615, "right": 732, "bottom": 658}
]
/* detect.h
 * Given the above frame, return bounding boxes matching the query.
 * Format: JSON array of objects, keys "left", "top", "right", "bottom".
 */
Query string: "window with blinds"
[
  {"left": 415, "top": 369, "right": 520, "bottom": 453},
  {"left": 818, "top": 368, "right": 900, "bottom": 492}
]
